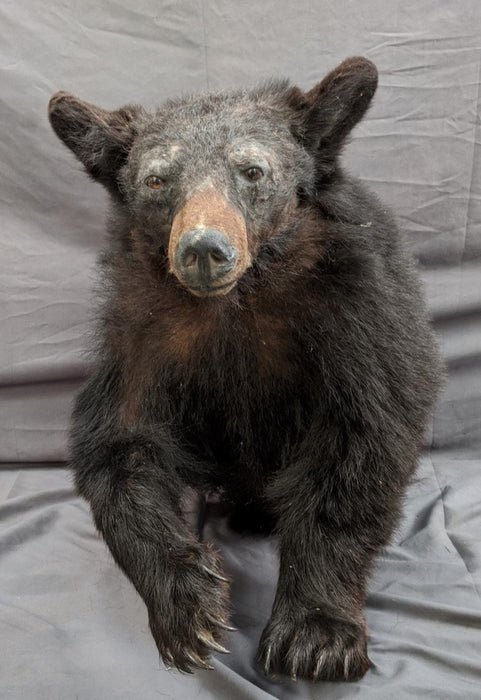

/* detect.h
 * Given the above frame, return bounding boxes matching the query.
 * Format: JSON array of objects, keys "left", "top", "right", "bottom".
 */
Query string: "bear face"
[
  {"left": 49, "top": 57, "right": 377, "bottom": 297},
  {"left": 122, "top": 91, "right": 314, "bottom": 296}
]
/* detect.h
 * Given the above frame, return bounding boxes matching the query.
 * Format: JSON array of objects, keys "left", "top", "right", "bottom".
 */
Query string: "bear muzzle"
[
  {"left": 174, "top": 228, "right": 238, "bottom": 293},
  {"left": 168, "top": 187, "right": 251, "bottom": 297}
]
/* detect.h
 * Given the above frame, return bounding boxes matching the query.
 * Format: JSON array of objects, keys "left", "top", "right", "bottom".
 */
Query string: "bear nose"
[{"left": 174, "top": 228, "right": 238, "bottom": 289}]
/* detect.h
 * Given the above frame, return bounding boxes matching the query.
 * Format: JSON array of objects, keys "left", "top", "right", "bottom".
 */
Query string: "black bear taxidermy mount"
[{"left": 49, "top": 56, "right": 443, "bottom": 681}]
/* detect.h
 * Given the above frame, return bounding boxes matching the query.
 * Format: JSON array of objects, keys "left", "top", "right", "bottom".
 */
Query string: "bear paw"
[
  {"left": 148, "top": 544, "right": 234, "bottom": 673},
  {"left": 257, "top": 607, "right": 370, "bottom": 681}
]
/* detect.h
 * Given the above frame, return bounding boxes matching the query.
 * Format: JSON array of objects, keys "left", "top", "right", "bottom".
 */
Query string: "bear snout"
[
  {"left": 174, "top": 228, "right": 238, "bottom": 293},
  {"left": 168, "top": 187, "right": 251, "bottom": 297}
]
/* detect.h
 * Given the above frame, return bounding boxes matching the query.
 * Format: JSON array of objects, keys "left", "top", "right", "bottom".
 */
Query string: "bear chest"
[
  {"left": 158, "top": 308, "right": 318, "bottom": 476},
  {"left": 158, "top": 300, "right": 304, "bottom": 381}
]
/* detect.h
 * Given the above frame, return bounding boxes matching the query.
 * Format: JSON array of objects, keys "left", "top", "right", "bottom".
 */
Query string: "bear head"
[{"left": 49, "top": 57, "right": 377, "bottom": 297}]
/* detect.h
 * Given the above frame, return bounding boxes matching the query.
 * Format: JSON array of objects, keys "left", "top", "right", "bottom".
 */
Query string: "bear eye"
[
  {"left": 244, "top": 166, "right": 264, "bottom": 182},
  {"left": 145, "top": 175, "right": 164, "bottom": 190}
]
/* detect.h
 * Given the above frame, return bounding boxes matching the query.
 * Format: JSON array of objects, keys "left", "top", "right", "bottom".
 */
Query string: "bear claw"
[
  {"left": 257, "top": 607, "right": 370, "bottom": 682},
  {"left": 197, "top": 631, "right": 230, "bottom": 654},
  {"left": 201, "top": 564, "right": 230, "bottom": 583},
  {"left": 185, "top": 650, "right": 215, "bottom": 670},
  {"left": 205, "top": 612, "right": 237, "bottom": 631}
]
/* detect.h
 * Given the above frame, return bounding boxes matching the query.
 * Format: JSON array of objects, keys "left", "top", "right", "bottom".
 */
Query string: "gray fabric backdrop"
[{"left": 1, "top": 1, "right": 480, "bottom": 698}]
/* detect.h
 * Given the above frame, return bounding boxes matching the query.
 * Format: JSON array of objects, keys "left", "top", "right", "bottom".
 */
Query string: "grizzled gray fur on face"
[{"left": 48, "top": 57, "right": 443, "bottom": 682}]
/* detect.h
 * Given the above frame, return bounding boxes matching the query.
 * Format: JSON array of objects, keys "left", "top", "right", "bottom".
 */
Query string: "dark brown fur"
[{"left": 48, "top": 57, "right": 443, "bottom": 682}]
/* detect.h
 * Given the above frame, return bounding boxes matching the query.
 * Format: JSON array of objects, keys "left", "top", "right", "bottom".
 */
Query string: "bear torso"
[{"left": 98, "top": 183, "right": 440, "bottom": 501}]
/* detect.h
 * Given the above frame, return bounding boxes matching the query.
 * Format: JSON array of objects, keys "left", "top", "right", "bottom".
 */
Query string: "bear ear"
[
  {"left": 290, "top": 57, "right": 378, "bottom": 175},
  {"left": 48, "top": 92, "right": 142, "bottom": 196}
]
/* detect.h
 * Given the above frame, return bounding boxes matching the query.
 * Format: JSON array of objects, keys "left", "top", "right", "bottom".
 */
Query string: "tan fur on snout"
[{"left": 168, "top": 187, "right": 251, "bottom": 296}]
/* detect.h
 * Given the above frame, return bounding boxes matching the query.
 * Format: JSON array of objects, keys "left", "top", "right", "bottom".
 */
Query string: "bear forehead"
[
  {"left": 138, "top": 88, "right": 296, "bottom": 150},
  {"left": 136, "top": 141, "right": 275, "bottom": 180}
]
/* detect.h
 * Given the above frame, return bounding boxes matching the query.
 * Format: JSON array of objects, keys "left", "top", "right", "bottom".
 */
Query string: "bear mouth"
[{"left": 185, "top": 280, "right": 237, "bottom": 297}]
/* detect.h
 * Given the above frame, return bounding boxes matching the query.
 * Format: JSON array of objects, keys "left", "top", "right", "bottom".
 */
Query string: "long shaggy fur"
[{"left": 48, "top": 57, "right": 443, "bottom": 681}]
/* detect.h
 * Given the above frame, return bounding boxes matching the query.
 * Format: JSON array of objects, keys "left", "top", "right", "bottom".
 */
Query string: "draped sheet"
[{"left": 1, "top": 1, "right": 480, "bottom": 697}]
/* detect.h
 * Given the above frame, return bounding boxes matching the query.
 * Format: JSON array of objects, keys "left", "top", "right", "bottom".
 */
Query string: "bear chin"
[{"left": 183, "top": 280, "right": 238, "bottom": 297}]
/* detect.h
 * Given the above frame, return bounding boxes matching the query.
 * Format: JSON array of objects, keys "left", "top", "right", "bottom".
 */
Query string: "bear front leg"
[
  {"left": 72, "top": 409, "right": 232, "bottom": 672},
  {"left": 75, "top": 436, "right": 232, "bottom": 671},
  {"left": 258, "top": 436, "right": 408, "bottom": 681},
  {"left": 257, "top": 523, "right": 371, "bottom": 681}
]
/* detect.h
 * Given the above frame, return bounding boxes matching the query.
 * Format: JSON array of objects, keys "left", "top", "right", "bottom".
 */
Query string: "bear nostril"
[
  {"left": 209, "top": 249, "right": 228, "bottom": 265},
  {"left": 184, "top": 251, "right": 198, "bottom": 268}
]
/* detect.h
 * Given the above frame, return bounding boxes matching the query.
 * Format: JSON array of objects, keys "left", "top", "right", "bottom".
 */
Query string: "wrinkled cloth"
[{"left": 1, "top": 0, "right": 481, "bottom": 697}]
